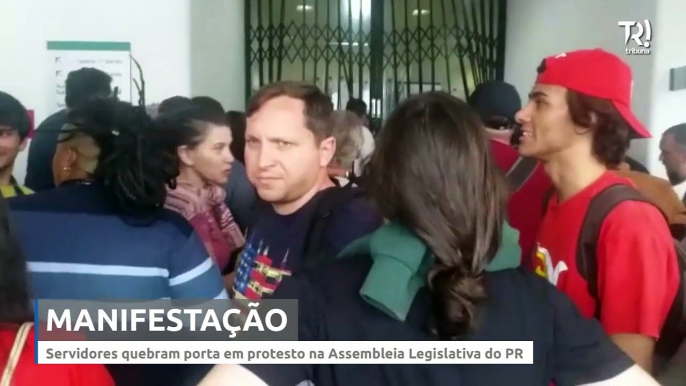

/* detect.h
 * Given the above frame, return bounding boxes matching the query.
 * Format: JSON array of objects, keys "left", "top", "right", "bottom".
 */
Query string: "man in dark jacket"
[{"left": 25, "top": 68, "right": 112, "bottom": 191}]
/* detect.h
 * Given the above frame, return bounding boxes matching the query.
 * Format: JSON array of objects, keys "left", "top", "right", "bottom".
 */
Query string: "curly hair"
[{"left": 63, "top": 99, "right": 180, "bottom": 221}]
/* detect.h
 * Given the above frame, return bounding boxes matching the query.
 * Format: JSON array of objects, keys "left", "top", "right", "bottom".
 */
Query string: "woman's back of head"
[
  {"left": 64, "top": 99, "right": 178, "bottom": 221},
  {"left": 330, "top": 110, "right": 364, "bottom": 171},
  {"left": 363, "top": 91, "right": 509, "bottom": 340}
]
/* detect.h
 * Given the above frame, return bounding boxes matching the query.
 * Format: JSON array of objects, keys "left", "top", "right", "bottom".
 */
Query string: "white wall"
[
  {"left": 0, "top": 0, "right": 244, "bottom": 185},
  {"left": 190, "top": 0, "right": 246, "bottom": 112},
  {"left": 504, "top": 0, "right": 657, "bottom": 165}
]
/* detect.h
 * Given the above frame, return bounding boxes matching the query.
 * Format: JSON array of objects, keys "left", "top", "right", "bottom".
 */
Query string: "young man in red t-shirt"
[{"left": 516, "top": 48, "right": 679, "bottom": 371}]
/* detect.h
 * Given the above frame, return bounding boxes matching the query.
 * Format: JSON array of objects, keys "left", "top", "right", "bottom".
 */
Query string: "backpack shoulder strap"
[
  {"left": 576, "top": 184, "right": 651, "bottom": 317},
  {"left": 302, "top": 187, "right": 366, "bottom": 269},
  {"left": 1, "top": 322, "right": 33, "bottom": 386},
  {"left": 506, "top": 156, "right": 538, "bottom": 193}
]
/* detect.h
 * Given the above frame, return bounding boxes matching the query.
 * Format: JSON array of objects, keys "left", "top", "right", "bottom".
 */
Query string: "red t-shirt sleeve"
[{"left": 596, "top": 201, "right": 679, "bottom": 338}]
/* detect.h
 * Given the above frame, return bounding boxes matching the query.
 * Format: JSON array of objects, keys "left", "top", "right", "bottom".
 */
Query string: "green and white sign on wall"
[{"left": 47, "top": 41, "right": 132, "bottom": 112}]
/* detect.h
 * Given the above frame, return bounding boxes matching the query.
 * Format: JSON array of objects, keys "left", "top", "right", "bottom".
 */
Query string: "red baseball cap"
[{"left": 535, "top": 48, "right": 650, "bottom": 138}]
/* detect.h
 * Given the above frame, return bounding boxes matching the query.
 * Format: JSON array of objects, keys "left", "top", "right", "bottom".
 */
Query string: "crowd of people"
[{"left": 0, "top": 48, "right": 685, "bottom": 385}]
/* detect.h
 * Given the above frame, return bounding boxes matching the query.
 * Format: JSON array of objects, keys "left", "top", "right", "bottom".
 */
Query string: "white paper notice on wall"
[{"left": 47, "top": 41, "right": 131, "bottom": 113}]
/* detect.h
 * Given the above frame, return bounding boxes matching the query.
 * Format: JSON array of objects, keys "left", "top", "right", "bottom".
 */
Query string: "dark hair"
[
  {"left": 192, "top": 96, "right": 225, "bottom": 117},
  {"left": 566, "top": 90, "right": 630, "bottom": 168},
  {"left": 663, "top": 123, "right": 686, "bottom": 148},
  {"left": 64, "top": 99, "right": 178, "bottom": 220},
  {"left": 226, "top": 111, "right": 246, "bottom": 164},
  {"left": 158, "top": 96, "right": 193, "bottom": 115},
  {"left": 0, "top": 91, "right": 31, "bottom": 140},
  {"left": 346, "top": 98, "right": 368, "bottom": 118},
  {"left": 155, "top": 105, "right": 229, "bottom": 150},
  {"left": 364, "top": 92, "right": 508, "bottom": 340},
  {"left": 467, "top": 81, "right": 521, "bottom": 126},
  {"left": 0, "top": 196, "right": 31, "bottom": 323},
  {"left": 65, "top": 68, "right": 113, "bottom": 108},
  {"left": 247, "top": 81, "right": 333, "bottom": 141}
]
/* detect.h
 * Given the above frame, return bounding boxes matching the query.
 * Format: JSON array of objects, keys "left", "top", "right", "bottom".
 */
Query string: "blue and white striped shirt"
[{"left": 9, "top": 183, "right": 228, "bottom": 300}]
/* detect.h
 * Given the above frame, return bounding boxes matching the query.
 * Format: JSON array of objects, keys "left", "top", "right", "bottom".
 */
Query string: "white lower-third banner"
[{"left": 37, "top": 341, "right": 533, "bottom": 365}]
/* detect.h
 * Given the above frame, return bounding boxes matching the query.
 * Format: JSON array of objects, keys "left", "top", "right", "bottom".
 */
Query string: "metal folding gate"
[{"left": 245, "top": 0, "right": 507, "bottom": 130}]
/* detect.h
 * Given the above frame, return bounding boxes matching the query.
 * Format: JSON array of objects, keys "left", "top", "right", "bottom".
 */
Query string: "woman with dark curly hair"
[{"left": 9, "top": 99, "right": 227, "bottom": 301}]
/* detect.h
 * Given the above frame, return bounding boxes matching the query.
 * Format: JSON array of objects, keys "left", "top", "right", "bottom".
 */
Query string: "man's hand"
[
  {"left": 327, "top": 164, "right": 348, "bottom": 178},
  {"left": 610, "top": 334, "right": 655, "bottom": 373}
]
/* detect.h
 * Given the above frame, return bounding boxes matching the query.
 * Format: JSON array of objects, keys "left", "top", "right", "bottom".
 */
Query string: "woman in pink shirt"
[{"left": 157, "top": 106, "right": 244, "bottom": 285}]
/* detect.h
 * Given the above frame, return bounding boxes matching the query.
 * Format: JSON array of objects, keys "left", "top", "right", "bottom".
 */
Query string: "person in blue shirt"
[{"left": 10, "top": 98, "right": 227, "bottom": 301}]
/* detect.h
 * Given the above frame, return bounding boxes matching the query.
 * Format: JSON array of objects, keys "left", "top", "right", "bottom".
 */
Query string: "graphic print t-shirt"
[
  {"left": 534, "top": 171, "right": 679, "bottom": 338},
  {"left": 233, "top": 188, "right": 382, "bottom": 299}
]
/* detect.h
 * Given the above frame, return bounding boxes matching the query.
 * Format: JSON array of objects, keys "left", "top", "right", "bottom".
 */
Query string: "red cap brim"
[{"left": 612, "top": 101, "right": 651, "bottom": 138}]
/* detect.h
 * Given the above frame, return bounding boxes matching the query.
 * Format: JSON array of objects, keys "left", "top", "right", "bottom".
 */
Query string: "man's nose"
[
  {"left": 515, "top": 107, "right": 528, "bottom": 124},
  {"left": 257, "top": 146, "right": 275, "bottom": 169}
]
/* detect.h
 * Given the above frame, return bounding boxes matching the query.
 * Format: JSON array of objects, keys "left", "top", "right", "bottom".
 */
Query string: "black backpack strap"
[
  {"left": 656, "top": 240, "right": 686, "bottom": 360},
  {"left": 301, "top": 187, "right": 366, "bottom": 269},
  {"left": 576, "top": 184, "right": 651, "bottom": 318},
  {"left": 506, "top": 156, "right": 538, "bottom": 193}
]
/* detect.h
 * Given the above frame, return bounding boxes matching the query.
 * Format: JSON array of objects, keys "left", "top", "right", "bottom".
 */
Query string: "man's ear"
[
  {"left": 319, "top": 136, "right": 336, "bottom": 168},
  {"left": 66, "top": 147, "right": 78, "bottom": 169},
  {"left": 177, "top": 145, "right": 194, "bottom": 167},
  {"left": 574, "top": 112, "right": 596, "bottom": 135},
  {"left": 589, "top": 112, "right": 598, "bottom": 127}
]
